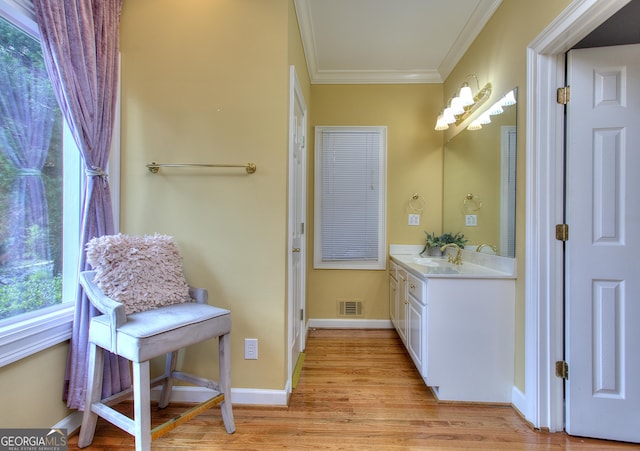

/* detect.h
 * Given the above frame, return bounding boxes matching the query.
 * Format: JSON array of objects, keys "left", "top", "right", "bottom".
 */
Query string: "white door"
[
  {"left": 565, "top": 44, "right": 640, "bottom": 442},
  {"left": 288, "top": 66, "right": 307, "bottom": 386}
]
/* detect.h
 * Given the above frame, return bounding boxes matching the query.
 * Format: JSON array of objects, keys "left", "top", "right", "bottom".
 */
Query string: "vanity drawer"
[{"left": 407, "top": 273, "right": 426, "bottom": 304}]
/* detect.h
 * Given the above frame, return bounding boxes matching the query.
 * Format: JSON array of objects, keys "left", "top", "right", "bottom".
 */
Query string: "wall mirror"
[{"left": 442, "top": 87, "right": 517, "bottom": 257}]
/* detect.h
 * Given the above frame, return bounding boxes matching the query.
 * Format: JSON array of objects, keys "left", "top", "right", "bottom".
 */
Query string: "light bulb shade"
[
  {"left": 488, "top": 102, "right": 504, "bottom": 115},
  {"left": 500, "top": 90, "right": 516, "bottom": 106},
  {"left": 478, "top": 112, "right": 492, "bottom": 124},
  {"left": 467, "top": 120, "right": 482, "bottom": 130},
  {"left": 442, "top": 107, "right": 456, "bottom": 124},
  {"left": 450, "top": 96, "right": 465, "bottom": 115},
  {"left": 458, "top": 84, "right": 474, "bottom": 107},
  {"left": 434, "top": 114, "right": 449, "bottom": 130}
]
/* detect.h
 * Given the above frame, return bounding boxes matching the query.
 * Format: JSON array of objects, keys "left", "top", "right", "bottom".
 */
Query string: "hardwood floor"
[{"left": 67, "top": 329, "right": 638, "bottom": 450}]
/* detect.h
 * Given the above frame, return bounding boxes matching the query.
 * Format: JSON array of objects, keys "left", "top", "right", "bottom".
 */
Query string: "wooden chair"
[{"left": 77, "top": 270, "right": 235, "bottom": 451}]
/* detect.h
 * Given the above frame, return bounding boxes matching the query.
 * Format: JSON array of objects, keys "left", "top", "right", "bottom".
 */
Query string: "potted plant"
[{"left": 421, "top": 231, "right": 468, "bottom": 256}]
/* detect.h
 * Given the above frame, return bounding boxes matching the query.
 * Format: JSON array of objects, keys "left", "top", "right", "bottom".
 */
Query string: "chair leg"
[
  {"left": 158, "top": 351, "right": 178, "bottom": 409},
  {"left": 218, "top": 332, "right": 236, "bottom": 433},
  {"left": 132, "top": 360, "right": 152, "bottom": 451},
  {"left": 78, "top": 343, "right": 103, "bottom": 448}
]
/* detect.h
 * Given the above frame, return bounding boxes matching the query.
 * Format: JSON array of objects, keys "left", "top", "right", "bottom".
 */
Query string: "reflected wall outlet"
[
  {"left": 408, "top": 214, "right": 420, "bottom": 226},
  {"left": 244, "top": 338, "right": 258, "bottom": 359},
  {"left": 465, "top": 215, "right": 478, "bottom": 226}
]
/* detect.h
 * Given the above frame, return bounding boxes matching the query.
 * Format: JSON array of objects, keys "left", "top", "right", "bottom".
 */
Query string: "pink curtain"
[{"left": 33, "top": 0, "right": 130, "bottom": 410}]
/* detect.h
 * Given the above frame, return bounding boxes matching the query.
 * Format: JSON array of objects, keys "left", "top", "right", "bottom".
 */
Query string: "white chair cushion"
[{"left": 89, "top": 303, "right": 231, "bottom": 362}]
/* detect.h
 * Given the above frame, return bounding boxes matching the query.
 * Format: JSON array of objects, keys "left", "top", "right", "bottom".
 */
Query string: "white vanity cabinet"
[
  {"left": 389, "top": 251, "right": 516, "bottom": 404},
  {"left": 389, "top": 263, "right": 427, "bottom": 376},
  {"left": 405, "top": 272, "right": 427, "bottom": 376},
  {"left": 389, "top": 260, "right": 398, "bottom": 327}
]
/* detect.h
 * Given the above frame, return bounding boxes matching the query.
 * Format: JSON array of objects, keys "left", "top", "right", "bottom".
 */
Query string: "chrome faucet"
[
  {"left": 476, "top": 243, "right": 497, "bottom": 254},
  {"left": 440, "top": 243, "right": 463, "bottom": 265}
]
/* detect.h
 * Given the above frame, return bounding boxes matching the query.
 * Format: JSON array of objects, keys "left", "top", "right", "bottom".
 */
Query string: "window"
[
  {"left": 314, "top": 126, "right": 386, "bottom": 270},
  {"left": 0, "top": 1, "right": 83, "bottom": 366}
]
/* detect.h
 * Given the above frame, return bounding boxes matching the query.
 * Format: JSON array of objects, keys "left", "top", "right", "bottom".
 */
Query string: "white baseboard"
[
  {"left": 53, "top": 410, "right": 83, "bottom": 435},
  {"left": 511, "top": 385, "right": 527, "bottom": 418},
  {"left": 308, "top": 318, "right": 393, "bottom": 329},
  {"left": 149, "top": 386, "right": 289, "bottom": 406}
]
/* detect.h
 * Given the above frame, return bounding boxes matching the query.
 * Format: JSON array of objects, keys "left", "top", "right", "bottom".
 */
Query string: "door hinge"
[
  {"left": 555, "top": 360, "right": 569, "bottom": 380},
  {"left": 556, "top": 223, "right": 569, "bottom": 241},
  {"left": 300, "top": 222, "right": 305, "bottom": 235},
  {"left": 557, "top": 86, "right": 570, "bottom": 104},
  {"left": 300, "top": 309, "right": 304, "bottom": 321}
]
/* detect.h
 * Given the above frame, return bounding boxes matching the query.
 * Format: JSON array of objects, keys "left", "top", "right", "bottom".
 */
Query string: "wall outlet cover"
[
  {"left": 244, "top": 338, "right": 258, "bottom": 359},
  {"left": 465, "top": 215, "right": 478, "bottom": 226}
]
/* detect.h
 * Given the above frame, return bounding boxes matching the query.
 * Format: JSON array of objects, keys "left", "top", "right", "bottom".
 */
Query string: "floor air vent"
[{"left": 338, "top": 300, "right": 363, "bottom": 317}]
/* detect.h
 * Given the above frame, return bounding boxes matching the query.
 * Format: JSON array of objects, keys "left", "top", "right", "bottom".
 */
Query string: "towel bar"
[{"left": 146, "top": 162, "right": 256, "bottom": 174}]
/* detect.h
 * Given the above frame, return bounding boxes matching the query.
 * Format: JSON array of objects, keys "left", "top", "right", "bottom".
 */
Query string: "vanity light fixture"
[
  {"left": 434, "top": 74, "right": 492, "bottom": 131},
  {"left": 434, "top": 114, "right": 449, "bottom": 131},
  {"left": 458, "top": 82, "right": 475, "bottom": 107},
  {"left": 467, "top": 89, "right": 517, "bottom": 131}
]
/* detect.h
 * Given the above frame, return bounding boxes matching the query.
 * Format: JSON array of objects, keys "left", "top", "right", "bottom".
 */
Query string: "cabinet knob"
[
  {"left": 409, "top": 284, "right": 416, "bottom": 289},
  {"left": 292, "top": 248, "right": 301, "bottom": 253}
]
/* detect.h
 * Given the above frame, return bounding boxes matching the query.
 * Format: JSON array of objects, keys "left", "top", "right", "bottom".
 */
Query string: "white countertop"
[{"left": 389, "top": 244, "right": 516, "bottom": 279}]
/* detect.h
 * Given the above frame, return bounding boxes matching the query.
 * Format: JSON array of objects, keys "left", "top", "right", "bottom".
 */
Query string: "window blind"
[{"left": 314, "top": 126, "right": 386, "bottom": 269}]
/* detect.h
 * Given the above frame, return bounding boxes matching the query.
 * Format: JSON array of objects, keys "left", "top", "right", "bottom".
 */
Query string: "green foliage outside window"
[{"left": 0, "top": 17, "right": 64, "bottom": 320}]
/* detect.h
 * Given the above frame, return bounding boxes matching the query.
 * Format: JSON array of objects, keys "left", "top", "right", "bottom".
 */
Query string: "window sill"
[{"left": 0, "top": 304, "right": 74, "bottom": 368}]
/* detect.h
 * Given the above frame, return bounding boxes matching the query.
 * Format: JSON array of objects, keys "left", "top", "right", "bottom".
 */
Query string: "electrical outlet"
[
  {"left": 465, "top": 214, "right": 478, "bottom": 226},
  {"left": 408, "top": 214, "right": 420, "bottom": 226},
  {"left": 244, "top": 338, "right": 258, "bottom": 360}
]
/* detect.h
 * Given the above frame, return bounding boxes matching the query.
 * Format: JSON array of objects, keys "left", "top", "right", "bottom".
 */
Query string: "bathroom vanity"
[{"left": 389, "top": 244, "right": 516, "bottom": 403}]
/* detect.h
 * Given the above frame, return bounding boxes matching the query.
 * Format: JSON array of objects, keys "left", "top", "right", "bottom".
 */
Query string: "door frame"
[
  {"left": 524, "top": 0, "right": 631, "bottom": 432},
  {"left": 287, "top": 65, "right": 308, "bottom": 392}
]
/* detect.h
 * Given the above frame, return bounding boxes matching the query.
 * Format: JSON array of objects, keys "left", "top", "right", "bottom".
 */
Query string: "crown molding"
[
  {"left": 294, "top": 0, "right": 502, "bottom": 85},
  {"left": 438, "top": 0, "right": 503, "bottom": 80},
  {"left": 310, "top": 69, "right": 443, "bottom": 85}
]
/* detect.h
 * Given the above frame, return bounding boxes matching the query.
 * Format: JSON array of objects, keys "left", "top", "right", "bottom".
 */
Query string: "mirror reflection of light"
[
  {"left": 488, "top": 103, "right": 504, "bottom": 115},
  {"left": 468, "top": 90, "right": 516, "bottom": 131},
  {"left": 500, "top": 90, "right": 516, "bottom": 106}
]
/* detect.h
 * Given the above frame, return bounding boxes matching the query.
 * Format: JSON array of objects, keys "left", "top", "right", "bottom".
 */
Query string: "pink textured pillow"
[{"left": 85, "top": 233, "right": 191, "bottom": 314}]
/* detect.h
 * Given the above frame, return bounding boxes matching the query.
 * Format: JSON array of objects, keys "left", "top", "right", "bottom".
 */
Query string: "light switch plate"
[
  {"left": 465, "top": 215, "right": 477, "bottom": 226},
  {"left": 244, "top": 338, "right": 258, "bottom": 359},
  {"left": 408, "top": 214, "right": 420, "bottom": 226}
]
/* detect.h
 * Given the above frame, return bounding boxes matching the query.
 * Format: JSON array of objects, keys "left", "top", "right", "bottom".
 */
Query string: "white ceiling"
[{"left": 294, "top": 0, "right": 502, "bottom": 84}]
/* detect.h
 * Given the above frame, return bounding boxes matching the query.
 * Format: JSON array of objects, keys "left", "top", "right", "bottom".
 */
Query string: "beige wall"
[
  {"left": 443, "top": 0, "right": 572, "bottom": 391},
  {"left": 0, "top": 343, "right": 71, "bottom": 427},
  {"left": 119, "top": 0, "right": 292, "bottom": 390},
  {"left": 308, "top": 84, "right": 443, "bottom": 319}
]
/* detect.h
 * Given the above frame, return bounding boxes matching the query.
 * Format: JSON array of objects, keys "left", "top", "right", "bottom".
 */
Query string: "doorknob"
[{"left": 292, "top": 248, "right": 301, "bottom": 253}]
